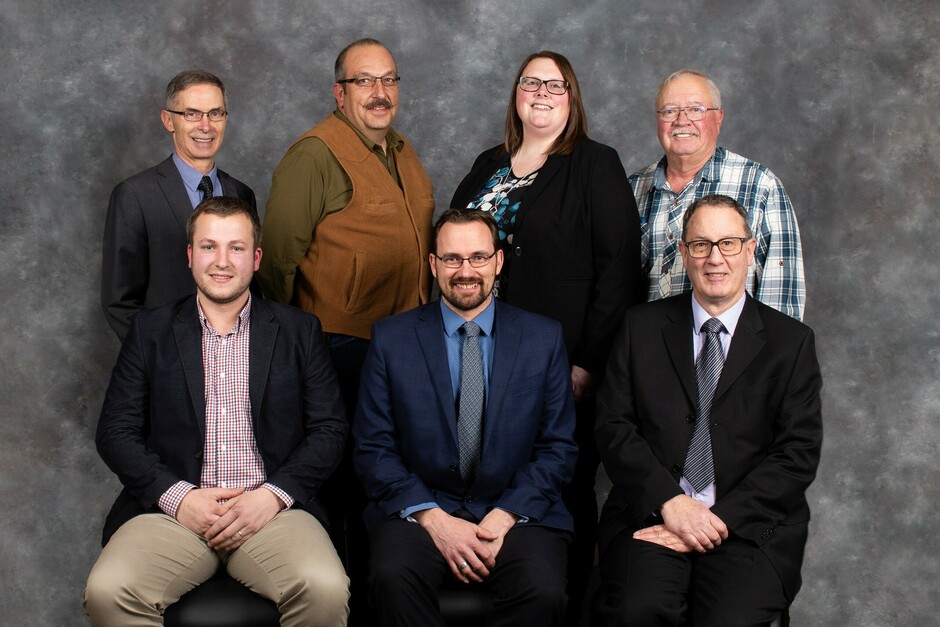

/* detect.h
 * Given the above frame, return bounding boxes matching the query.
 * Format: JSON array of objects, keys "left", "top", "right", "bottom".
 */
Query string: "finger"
[{"left": 452, "top": 559, "right": 472, "bottom": 584}]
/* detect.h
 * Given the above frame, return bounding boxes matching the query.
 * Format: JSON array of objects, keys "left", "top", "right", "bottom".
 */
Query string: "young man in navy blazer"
[
  {"left": 594, "top": 195, "right": 822, "bottom": 625},
  {"left": 354, "top": 208, "right": 578, "bottom": 626},
  {"left": 86, "top": 197, "right": 349, "bottom": 626}
]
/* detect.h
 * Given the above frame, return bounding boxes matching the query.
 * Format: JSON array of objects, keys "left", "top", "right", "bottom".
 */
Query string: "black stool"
[{"left": 163, "top": 568, "right": 280, "bottom": 627}]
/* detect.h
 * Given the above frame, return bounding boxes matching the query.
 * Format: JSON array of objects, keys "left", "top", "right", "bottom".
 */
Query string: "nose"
[
  {"left": 197, "top": 113, "right": 211, "bottom": 132},
  {"left": 706, "top": 243, "right": 725, "bottom": 262}
]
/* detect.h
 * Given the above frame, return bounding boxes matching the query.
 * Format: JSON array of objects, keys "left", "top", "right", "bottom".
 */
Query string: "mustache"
[{"left": 366, "top": 98, "right": 393, "bottom": 110}]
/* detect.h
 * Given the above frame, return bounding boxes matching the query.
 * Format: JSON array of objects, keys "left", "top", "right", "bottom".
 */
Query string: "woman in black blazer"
[{"left": 450, "top": 50, "right": 642, "bottom": 625}]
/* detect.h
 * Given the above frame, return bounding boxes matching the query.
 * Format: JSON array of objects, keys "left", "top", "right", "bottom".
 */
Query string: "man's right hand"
[
  {"left": 658, "top": 494, "right": 728, "bottom": 553},
  {"left": 176, "top": 487, "right": 245, "bottom": 537},
  {"left": 413, "top": 508, "right": 498, "bottom": 584}
]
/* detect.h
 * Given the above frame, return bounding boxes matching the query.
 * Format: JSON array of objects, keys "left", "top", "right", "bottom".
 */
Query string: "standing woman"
[{"left": 451, "top": 51, "right": 642, "bottom": 624}]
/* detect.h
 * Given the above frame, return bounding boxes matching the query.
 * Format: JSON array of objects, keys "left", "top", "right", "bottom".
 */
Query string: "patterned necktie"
[
  {"left": 197, "top": 175, "right": 214, "bottom": 202},
  {"left": 457, "top": 321, "right": 484, "bottom": 483},
  {"left": 683, "top": 317, "right": 725, "bottom": 492}
]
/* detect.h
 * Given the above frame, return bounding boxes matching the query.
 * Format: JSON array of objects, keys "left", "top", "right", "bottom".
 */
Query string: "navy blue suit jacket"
[
  {"left": 353, "top": 300, "right": 578, "bottom": 532},
  {"left": 96, "top": 295, "right": 347, "bottom": 545},
  {"left": 101, "top": 155, "right": 257, "bottom": 341}
]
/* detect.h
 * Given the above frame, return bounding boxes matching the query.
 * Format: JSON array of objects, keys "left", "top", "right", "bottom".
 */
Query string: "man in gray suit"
[{"left": 101, "top": 68, "right": 256, "bottom": 341}]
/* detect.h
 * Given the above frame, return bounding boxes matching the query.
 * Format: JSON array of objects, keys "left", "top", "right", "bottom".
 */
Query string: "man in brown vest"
[{"left": 258, "top": 37, "right": 435, "bottom": 625}]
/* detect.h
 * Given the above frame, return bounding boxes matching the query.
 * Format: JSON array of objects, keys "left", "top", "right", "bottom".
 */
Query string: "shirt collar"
[
  {"left": 652, "top": 146, "right": 723, "bottom": 190},
  {"left": 172, "top": 153, "right": 218, "bottom": 193},
  {"left": 333, "top": 109, "right": 404, "bottom": 153},
  {"left": 440, "top": 297, "right": 495, "bottom": 338},
  {"left": 691, "top": 291, "right": 746, "bottom": 337},
  {"left": 196, "top": 294, "right": 253, "bottom": 336}
]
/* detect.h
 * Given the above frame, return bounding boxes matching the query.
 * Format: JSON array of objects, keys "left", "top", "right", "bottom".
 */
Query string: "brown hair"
[
  {"left": 433, "top": 208, "right": 500, "bottom": 253},
  {"left": 334, "top": 38, "right": 390, "bottom": 83},
  {"left": 187, "top": 196, "right": 262, "bottom": 248},
  {"left": 682, "top": 194, "right": 752, "bottom": 239},
  {"left": 503, "top": 50, "right": 587, "bottom": 156},
  {"left": 165, "top": 69, "right": 226, "bottom": 110}
]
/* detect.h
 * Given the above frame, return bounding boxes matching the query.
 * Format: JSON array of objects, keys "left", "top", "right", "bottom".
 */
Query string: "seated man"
[
  {"left": 354, "top": 208, "right": 578, "bottom": 627},
  {"left": 85, "top": 197, "right": 350, "bottom": 627},
  {"left": 593, "top": 194, "right": 823, "bottom": 626}
]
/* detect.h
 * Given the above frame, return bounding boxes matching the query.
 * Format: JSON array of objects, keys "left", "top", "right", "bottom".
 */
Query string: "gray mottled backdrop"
[{"left": 1, "top": 0, "right": 937, "bottom": 624}]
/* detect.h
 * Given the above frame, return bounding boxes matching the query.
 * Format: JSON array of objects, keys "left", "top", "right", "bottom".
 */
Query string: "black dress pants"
[
  {"left": 593, "top": 531, "right": 788, "bottom": 627},
  {"left": 369, "top": 516, "right": 571, "bottom": 627}
]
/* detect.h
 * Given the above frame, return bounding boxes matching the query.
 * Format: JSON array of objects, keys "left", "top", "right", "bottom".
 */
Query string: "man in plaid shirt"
[
  {"left": 631, "top": 69, "right": 805, "bottom": 320},
  {"left": 86, "top": 197, "right": 350, "bottom": 626}
]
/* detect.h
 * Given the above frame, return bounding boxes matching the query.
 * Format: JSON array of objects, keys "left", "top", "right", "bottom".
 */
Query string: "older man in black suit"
[
  {"left": 85, "top": 197, "right": 349, "bottom": 626},
  {"left": 594, "top": 194, "right": 822, "bottom": 626},
  {"left": 101, "top": 69, "right": 256, "bottom": 341}
]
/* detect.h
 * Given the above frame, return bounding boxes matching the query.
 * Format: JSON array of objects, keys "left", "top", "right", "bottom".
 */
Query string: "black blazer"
[
  {"left": 595, "top": 293, "right": 823, "bottom": 599},
  {"left": 95, "top": 295, "right": 347, "bottom": 545},
  {"left": 101, "top": 155, "right": 256, "bottom": 341},
  {"left": 450, "top": 138, "right": 642, "bottom": 375}
]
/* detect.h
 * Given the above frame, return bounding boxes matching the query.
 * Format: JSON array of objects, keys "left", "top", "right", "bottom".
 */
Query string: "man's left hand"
[
  {"left": 632, "top": 524, "right": 694, "bottom": 553},
  {"left": 571, "top": 365, "right": 596, "bottom": 401},
  {"left": 205, "top": 488, "right": 283, "bottom": 551},
  {"left": 477, "top": 508, "right": 519, "bottom": 562}
]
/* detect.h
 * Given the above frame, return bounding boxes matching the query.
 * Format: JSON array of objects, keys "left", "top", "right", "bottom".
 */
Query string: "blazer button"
[
  {"left": 449, "top": 464, "right": 458, "bottom": 473},
  {"left": 670, "top": 464, "right": 682, "bottom": 474},
  {"left": 466, "top": 495, "right": 474, "bottom": 503},
  {"left": 513, "top": 246, "right": 522, "bottom": 257},
  {"left": 194, "top": 449, "right": 203, "bottom": 460},
  {"left": 686, "top": 414, "right": 695, "bottom": 423}
]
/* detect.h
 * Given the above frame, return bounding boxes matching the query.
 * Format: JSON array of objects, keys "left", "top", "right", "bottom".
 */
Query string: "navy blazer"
[
  {"left": 96, "top": 295, "right": 347, "bottom": 545},
  {"left": 596, "top": 293, "right": 823, "bottom": 600},
  {"left": 101, "top": 154, "right": 257, "bottom": 341},
  {"left": 450, "top": 138, "right": 642, "bottom": 375},
  {"left": 353, "top": 300, "right": 578, "bottom": 532}
]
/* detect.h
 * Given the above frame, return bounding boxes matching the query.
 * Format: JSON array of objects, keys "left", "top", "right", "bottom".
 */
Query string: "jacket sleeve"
[{"left": 101, "top": 181, "right": 149, "bottom": 342}]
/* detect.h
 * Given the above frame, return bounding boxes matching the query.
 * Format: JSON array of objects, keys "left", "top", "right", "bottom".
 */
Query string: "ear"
[
  {"left": 429, "top": 253, "right": 438, "bottom": 279},
  {"left": 745, "top": 238, "right": 756, "bottom": 266},
  {"left": 161, "top": 109, "right": 175, "bottom": 134},
  {"left": 187, "top": 244, "right": 193, "bottom": 269},
  {"left": 714, "top": 108, "right": 724, "bottom": 131},
  {"left": 332, "top": 83, "right": 346, "bottom": 110},
  {"left": 678, "top": 240, "right": 690, "bottom": 270},
  {"left": 253, "top": 247, "right": 262, "bottom": 272},
  {"left": 494, "top": 249, "right": 505, "bottom": 275}
]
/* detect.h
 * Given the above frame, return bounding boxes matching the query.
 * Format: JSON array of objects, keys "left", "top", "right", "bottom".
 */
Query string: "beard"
[{"left": 440, "top": 278, "right": 491, "bottom": 312}]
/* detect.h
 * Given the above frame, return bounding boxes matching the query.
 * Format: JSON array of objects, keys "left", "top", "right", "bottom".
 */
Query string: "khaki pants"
[{"left": 84, "top": 510, "right": 349, "bottom": 626}]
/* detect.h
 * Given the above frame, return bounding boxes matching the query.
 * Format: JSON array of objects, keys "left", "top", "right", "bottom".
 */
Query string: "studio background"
[{"left": 1, "top": 1, "right": 936, "bottom": 624}]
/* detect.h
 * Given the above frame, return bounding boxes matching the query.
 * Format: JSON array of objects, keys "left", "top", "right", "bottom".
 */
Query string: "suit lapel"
[
  {"left": 485, "top": 301, "right": 520, "bottom": 447},
  {"left": 173, "top": 297, "right": 206, "bottom": 434},
  {"left": 156, "top": 155, "right": 194, "bottom": 230},
  {"left": 513, "top": 153, "right": 565, "bottom": 225},
  {"left": 714, "top": 296, "right": 765, "bottom": 401},
  {"left": 248, "top": 299, "right": 278, "bottom": 428},
  {"left": 662, "top": 294, "right": 698, "bottom": 406},
  {"left": 415, "top": 306, "right": 459, "bottom": 442}
]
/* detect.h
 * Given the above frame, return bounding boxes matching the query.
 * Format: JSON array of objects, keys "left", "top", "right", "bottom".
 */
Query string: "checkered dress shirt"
[
  {"left": 157, "top": 297, "right": 293, "bottom": 517},
  {"left": 630, "top": 147, "right": 805, "bottom": 320}
]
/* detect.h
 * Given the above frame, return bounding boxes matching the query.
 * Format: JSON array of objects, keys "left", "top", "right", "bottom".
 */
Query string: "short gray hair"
[{"left": 656, "top": 69, "right": 721, "bottom": 109}]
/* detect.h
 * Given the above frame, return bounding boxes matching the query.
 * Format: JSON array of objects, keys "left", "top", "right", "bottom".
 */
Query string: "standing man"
[
  {"left": 593, "top": 195, "right": 822, "bottom": 625},
  {"left": 257, "top": 37, "right": 435, "bottom": 615},
  {"left": 85, "top": 197, "right": 349, "bottom": 626},
  {"left": 354, "top": 209, "right": 578, "bottom": 627},
  {"left": 102, "top": 69, "right": 256, "bottom": 341},
  {"left": 631, "top": 69, "right": 805, "bottom": 320}
]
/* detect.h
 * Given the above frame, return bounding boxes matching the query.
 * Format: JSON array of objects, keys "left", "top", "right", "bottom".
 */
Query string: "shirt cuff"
[
  {"left": 261, "top": 483, "right": 294, "bottom": 510},
  {"left": 401, "top": 502, "right": 439, "bottom": 522},
  {"left": 157, "top": 481, "right": 197, "bottom": 518},
  {"left": 494, "top": 506, "right": 528, "bottom": 524}
]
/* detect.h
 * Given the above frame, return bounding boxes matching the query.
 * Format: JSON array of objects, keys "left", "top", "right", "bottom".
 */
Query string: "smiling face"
[
  {"left": 515, "top": 57, "right": 570, "bottom": 141},
  {"left": 187, "top": 212, "right": 261, "bottom": 308},
  {"left": 656, "top": 74, "right": 723, "bottom": 168},
  {"left": 333, "top": 43, "right": 399, "bottom": 146},
  {"left": 431, "top": 221, "right": 504, "bottom": 321},
  {"left": 160, "top": 83, "right": 227, "bottom": 173},
  {"left": 680, "top": 202, "right": 755, "bottom": 316}
]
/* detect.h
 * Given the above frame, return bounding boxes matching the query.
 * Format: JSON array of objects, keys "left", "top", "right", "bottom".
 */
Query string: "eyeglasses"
[
  {"left": 165, "top": 108, "right": 228, "bottom": 123},
  {"left": 336, "top": 74, "right": 401, "bottom": 88},
  {"left": 434, "top": 252, "right": 498, "bottom": 269},
  {"left": 656, "top": 106, "right": 720, "bottom": 122},
  {"left": 518, "top": 76, "right": 569, "bottom": 95},
  {"left": 683, "top": 238, "right": 750, "bottom": 258}
]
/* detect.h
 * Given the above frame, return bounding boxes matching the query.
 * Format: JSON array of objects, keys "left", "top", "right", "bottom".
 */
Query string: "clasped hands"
[
  {"left": 414, "top": 507, "right": 518, "bottom": 584},
  {"left": 633, "top": 494, "right": 728, "bottom": 553},
  {"left": 176, "top": 486, "right": 282, "bottom": 551}
]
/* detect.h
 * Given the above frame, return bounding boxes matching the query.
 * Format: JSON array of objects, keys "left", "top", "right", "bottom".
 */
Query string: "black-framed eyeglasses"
[
  {"left": 433, "top": 252, "right": 498, "bottom": 269},
  {"left": 656, "top": 106, "right": 720, "bottom": 122},
  {"left": 518, "top": 76, "right": 569, "bottom": 95},
  {"left": 165, "top": 108, "right": 228, "bottom": 122},
  {"left": 336, "top": 74, "right": 401, "bottom": 88},
  {"left": 683, "top": 238, "right": 750, "bottom": 258}
]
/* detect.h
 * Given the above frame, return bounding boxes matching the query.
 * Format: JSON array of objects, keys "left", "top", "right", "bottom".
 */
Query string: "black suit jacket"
[
  {"left": 450, "top": 138, "right": 642, "bottom": 375},
  {"left": 101, "top": 155, "right": 256, "bottom": 341},
  {"left": 596, "top": 293, "right": 822, "bottom": 599},
  {"left": 95, "top": 295, "right": 347, "bottom": 545}
]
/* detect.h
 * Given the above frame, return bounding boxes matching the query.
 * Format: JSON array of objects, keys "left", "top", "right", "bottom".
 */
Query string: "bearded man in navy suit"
[{"left": 354, "top": 208, "right": 578, "bottom": 627}]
